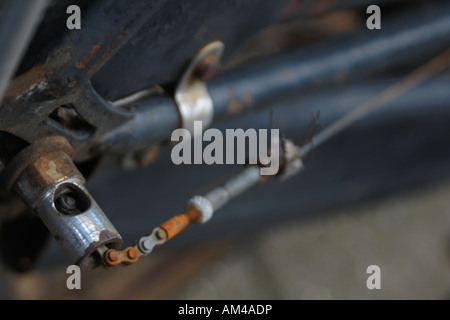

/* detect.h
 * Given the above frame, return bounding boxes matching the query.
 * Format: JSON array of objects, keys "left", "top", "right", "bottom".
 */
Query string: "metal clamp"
[{"left": 175, "top": 41, "right": 224, "bottom": 136}]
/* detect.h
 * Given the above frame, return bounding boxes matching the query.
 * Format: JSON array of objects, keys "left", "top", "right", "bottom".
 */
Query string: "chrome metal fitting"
[
  {"left": 175, "top": 41, "right": 224, "bottom": 136},
  {"left": 186, "top": 196, "right": 214, "bottom": 224},
  {"left": 2, "top": 136, "right": 122, "bottom": 270}
]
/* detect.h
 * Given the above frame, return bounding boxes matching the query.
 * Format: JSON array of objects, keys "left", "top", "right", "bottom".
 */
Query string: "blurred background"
[{"left": 0, "top": 0, "right": 449, "bottom": 299}]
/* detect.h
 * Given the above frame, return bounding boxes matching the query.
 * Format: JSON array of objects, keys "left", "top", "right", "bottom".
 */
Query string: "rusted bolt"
[
  {"left": 193, "top": 55, "right": 221, "bottom": 82},
  {"left": 107, "top": 250, "right": 119, "bottom": 262},
  {"left": 127, "top": 248, "right": 137, "bottom": 260}
]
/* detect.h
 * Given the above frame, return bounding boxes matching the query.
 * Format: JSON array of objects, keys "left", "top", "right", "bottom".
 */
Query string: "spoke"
[{"left": 299, "top": 48, "right": 450, "bottom": 158}]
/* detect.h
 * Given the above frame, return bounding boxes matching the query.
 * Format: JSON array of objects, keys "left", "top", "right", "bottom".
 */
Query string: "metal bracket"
[{"left": 175, "top": 41, "right": 224, "bottom": 136}]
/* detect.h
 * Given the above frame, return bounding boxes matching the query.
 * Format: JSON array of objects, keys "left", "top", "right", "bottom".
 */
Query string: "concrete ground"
[{"left": 1, "top": 179, "right": 450, "bottom": 299}]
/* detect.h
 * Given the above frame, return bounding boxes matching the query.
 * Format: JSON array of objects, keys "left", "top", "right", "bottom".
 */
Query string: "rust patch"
[
  {"left": 159, "top": 208, "right": 199, "bottom": 240},
  {"left": 86, "top": 32, "right": 128, "bottom": 77},
  {"left": 79, "top": 229, "right": 123, "bottom": 270},
  {"left": 134, "top": 146, "right": 160, "bottom": 168},
  {"left": 334, "top": 72, "right": 348, "bottom": 85},
  {"left": 280, "top": 0, "right": 337, "bottom": 18},
  {"left": 87, "top": 44, "right": 113, "bottom": 77},
  {"left": 75, "top": 44, "right": 102, "bottom": 69},
  {"left": 193, "top": 55, "right": 221, "bottom": 81},
  {"left": 308, "top": 0, "right": 336, "bottom": 16},
  {"left": 3, "top": 64, "right": 49, "bottom": 101},
  {"left": 228, "top": 101, "right": 244, "bottom": 115},
  {"left": 227, "top": 88, "right": 242, "bottom": 115},
  {"left": 102, "top": 247, "right": 140, "bottom": 267},
  {"left": 3, "top": 48, "right": 72, "bottom": 102},
  {"left": 281, "top": 0, "right": 304, "bottom": 16},
  {"left": 281, "top": 69, "right": 294, "bottom": 81},
  {"left": 227, "top": 88, "right": 253, "bottom": 115},
  {"left": 64, "top": 78, "right": 77, "bottom": 88},
  {"left": 22, "top": 150, "right": 79, "bottom": 192},
  {"left": 1, "top": 136, "right": 75, "bottom": 191},
  {"left": 242, "top": 92, "right": 253, "bottom": 105}
]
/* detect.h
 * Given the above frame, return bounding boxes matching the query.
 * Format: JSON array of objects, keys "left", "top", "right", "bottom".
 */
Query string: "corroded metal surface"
[{"left": 3, "top": 137, "right": 122, "bottom": 270}]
